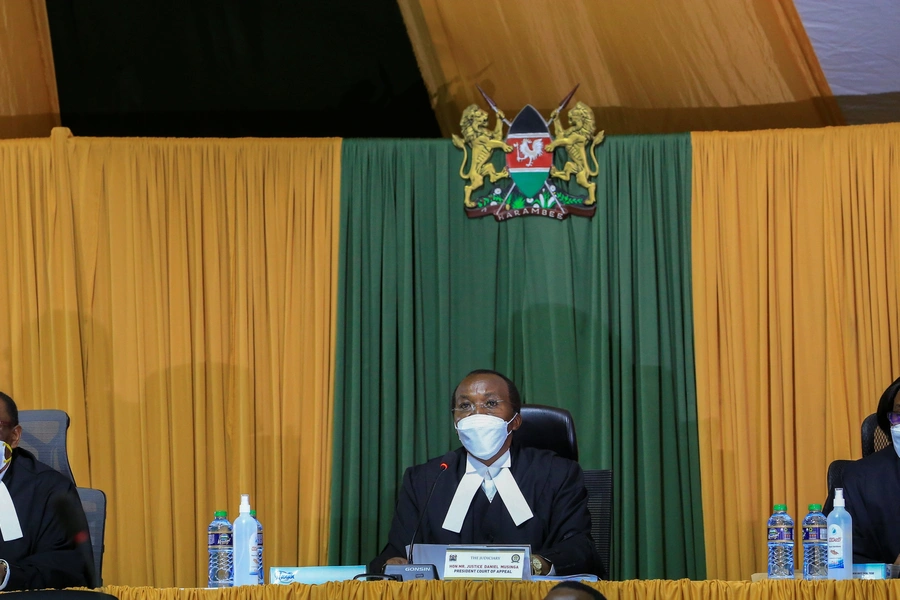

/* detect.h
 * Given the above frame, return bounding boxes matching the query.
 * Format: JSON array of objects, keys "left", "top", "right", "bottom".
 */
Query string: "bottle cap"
[
  {"left": 773, "top": 503, "right": 787, "bottom": 511},
  {"left": 240, "top": 493, "right": 251, "bottom": 513},
  {"left": 250, "top": 510, "right": 257, "bottom": 517},
  {"left": 808, "top": 503, "right": 822, "bottom": 511},
  {"left": 214, "top": 510, "right": 227, "bottom": 518},
  {"left": 834, "top": 488, "right": 845, "bottom": 507}
]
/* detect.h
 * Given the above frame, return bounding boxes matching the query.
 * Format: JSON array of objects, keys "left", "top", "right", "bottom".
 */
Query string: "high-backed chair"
[
  {"left": 583, "top": 468, "right": 612, "bottom": 580},
  {"left": 517, "top": 404, "right": 579, "bottom": 461},
  {"left": 826, "top": 459, "right": 853, "bottom": 497},
  {"left": 18, "top": 410, "right": 107, "bottom": 587},
  {"left": 77, "top": 487, "right": 107, "bottom": 587},
  {"left": 17, "top": 409, "right": 76, "bottom": 484},
  {"left": 516, "top": 404, "right": 611, "bottom": 578},
  {"left": 861, "top": 412, "right": 890, "bottom": 458}
]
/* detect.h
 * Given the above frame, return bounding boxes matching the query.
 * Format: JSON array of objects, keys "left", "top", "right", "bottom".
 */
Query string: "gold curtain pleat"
[
  {"left": 99, "top": 579, "right": 900, "bottom": 600},
  {"left": 0, "top": 0, "right": 60, "bottom": 138},
  {"left": 0, "top": 128, "right": 342, "bottom": 587},
  {"left": 397, "top": 0, "right": 842, "bottom": 137},
  {"left": 692, "top": 123, "right": 900, "bottom": 580}
]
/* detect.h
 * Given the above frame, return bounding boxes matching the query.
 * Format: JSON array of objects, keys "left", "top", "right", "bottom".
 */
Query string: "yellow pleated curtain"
[
  {"left": 0, "top": 0, "right": 60, "bottom": 139},
  {"left": 397, "top": 0, "right": 842, "bottom": 136},
  {"left": 692, "top": 123, "right": 900, "bottom": 580},
  {"left": 100, "top": 579, "right": 900, "bottom": 600},
  {"left": 0, "top": 128, "right": 341, "bottom": 587}
]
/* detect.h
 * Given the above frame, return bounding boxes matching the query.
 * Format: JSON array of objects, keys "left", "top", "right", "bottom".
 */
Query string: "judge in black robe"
[
  {"left": 370, "top": 442, "right": 600, "bottom": 576},
  {"left": 0, "top": 393, "right": 91, "bottom": 590},
  {"left": 823, "top": 376, "right": 900, "bottom": 564},
  {"left": 370, "top": 369, "right": 600, "bottom": 577},
  {"left": 824, "top": 446, "right": 900, "bottom": 564}
]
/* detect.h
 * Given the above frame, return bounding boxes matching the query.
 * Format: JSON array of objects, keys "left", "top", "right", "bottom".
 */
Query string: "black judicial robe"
[
  {"left": 0, "top": 448, "right": 91, "bottom": 590},
  {"left": 823, "top": 446, "right": 900, "bottom": 564},
  {"left": 370, "top": 443, "right": 601, "bottom": 576}
]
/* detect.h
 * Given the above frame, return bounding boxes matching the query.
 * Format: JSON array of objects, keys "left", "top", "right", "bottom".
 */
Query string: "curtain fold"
[
  {"left": 329, "top": 136, "right": 704, "bottom": 579},
  {"left": 692, "top": 123, "right": 900, "bottom": 580},
  {"left": 0, "top": 129, "right": 342, "bottom": 586},
  {"left": 397, "top": 0, "right": 842, "bottom": 137},
  {"left": 0, "top": 0, "right": 60, "bottom": 138}
]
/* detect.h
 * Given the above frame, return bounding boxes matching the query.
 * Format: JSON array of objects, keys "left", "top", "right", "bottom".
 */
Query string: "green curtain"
[{"left": 329, "top": 135, "right": 705, "bottom": 580}]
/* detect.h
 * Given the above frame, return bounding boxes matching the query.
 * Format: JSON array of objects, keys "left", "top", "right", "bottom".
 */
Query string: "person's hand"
[{"left": 385, "top": 557, "right": 409, "bottom": 566}]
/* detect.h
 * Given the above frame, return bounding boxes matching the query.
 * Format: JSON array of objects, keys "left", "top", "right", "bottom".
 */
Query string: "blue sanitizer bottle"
[
  {"left": 827, "top": 488, "right": 853, "bottom": 580},
  {"left": 233, "top": 494, "right": 261, "bottom": 586}
]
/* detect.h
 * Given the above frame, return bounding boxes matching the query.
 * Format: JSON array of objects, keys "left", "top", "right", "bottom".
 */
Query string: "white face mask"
[
  {"left": 891, "top": 424, "right": 900, "bottom": 459},
  {"left": 456, "top": 414, "right": 515, "bottom": 460},
  {"left": 0, "top": 441, "right": 11, "bottom": 477}
]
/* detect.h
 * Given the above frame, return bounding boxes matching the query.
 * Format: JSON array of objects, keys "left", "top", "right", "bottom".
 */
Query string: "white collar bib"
[{"left": 441, "top": 449, "right": 534, "bottom": 532}]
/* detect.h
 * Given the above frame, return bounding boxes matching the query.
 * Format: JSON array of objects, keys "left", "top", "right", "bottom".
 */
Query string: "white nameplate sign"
[{"left": 443, "top": 545, "right": 530, "bottom": 580}]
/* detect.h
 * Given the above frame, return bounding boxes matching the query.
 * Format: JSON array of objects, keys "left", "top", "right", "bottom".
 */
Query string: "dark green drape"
[{"left": 329, "top": 135, "right": 705, "bottom": 580}]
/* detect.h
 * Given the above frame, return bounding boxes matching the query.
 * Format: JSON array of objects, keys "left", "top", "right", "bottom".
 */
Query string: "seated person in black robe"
[
  {"left": 0, "top": 392, "right": 92, "bottom": 590},
  {"left": 824, "top": 376, "right": 900, "bottom": 564},
  {"left": 370, "top": 369, "right": 601, "bottom": 577}
]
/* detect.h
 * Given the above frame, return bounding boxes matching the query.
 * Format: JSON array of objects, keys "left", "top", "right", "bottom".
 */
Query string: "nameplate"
[{"left": 443, "top": 545, "right": 530, "bottom": 580}]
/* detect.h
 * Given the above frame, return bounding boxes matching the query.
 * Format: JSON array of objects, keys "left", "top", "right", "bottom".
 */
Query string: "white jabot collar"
[
  {"left": 0, "top": 451, "right": 24, "bottom": 541},
  {"left": 442, "top": 449, "right": 534, "bottom": 532}
]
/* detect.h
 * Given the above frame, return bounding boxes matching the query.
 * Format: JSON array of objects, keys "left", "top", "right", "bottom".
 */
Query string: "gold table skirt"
[{"left": 100, "top": 579, "right": 900, "bottom": 600}]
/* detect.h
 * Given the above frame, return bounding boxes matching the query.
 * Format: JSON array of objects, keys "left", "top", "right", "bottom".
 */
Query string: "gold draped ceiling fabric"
[
  {"left": 397, "top": 0, "right": 844, "bottom": 137},
  {"left": 692, "top": 123, "right": 900, "bottom": 580},
  {"left": 99, "top": 579, "right": 900, "bottom": 600},
  {"left": 0, "top": 128, "right": 342, "bottom": 587},
  {"left": 0, "top": 0, "right": 60, "bottom": 139}
]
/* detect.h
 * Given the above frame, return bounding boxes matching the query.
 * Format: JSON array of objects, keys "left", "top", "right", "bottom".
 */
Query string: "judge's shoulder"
[
  {"left": 845, "top": 446, "right": 897, "bottom": 479},
  {"left": 12, "top": 447, "right": 75, "bottom": 490}
]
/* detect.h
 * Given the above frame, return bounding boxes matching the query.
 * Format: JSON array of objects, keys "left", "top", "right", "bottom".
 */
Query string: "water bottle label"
[
  {"left": 828, "top": 525, "right": 844, "bottom": 569},
  {"left": 802, "top": 525, "right": 826, "bottom": 541},
  {"left": 768, "top": 525, "right": 793, "bottom": 541},
  {"left": 209, "top": 533, "right": 232, "bottom": 547}
]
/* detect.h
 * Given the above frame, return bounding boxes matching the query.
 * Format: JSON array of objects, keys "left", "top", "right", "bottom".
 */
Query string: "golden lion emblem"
[
  {"left": 452, "top": 105, "right": 513, "bottom": 208},
  {"left": 545, "top": 102, "right": 605, "bottom": 205}
]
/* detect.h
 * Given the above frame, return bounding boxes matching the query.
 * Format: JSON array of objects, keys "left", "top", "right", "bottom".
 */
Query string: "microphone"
[
  {"left": 52, "top": 491, "right": 97, "bottom": 588},
  {"left": 407, "top": 451, "right": 455, "bottom": 563},
  {"left": 383, "top": 451, "right": 455, "bottom": 581}
]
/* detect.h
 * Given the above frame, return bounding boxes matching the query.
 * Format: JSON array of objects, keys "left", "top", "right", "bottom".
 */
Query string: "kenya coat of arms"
[{"left": 452, "top": 85, "right": 604, "bottom": 222}]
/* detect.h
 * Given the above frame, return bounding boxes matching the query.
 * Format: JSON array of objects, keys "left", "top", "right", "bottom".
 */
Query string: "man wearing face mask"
[
  {"left": 0, "top": 392, "right": 91, "bottom": 590},
  {"left": 370, "top": 369, "right": 600, "bottom": 576},
  {"left": 823, "top": 376, "right": 900, "bottom": 564}
]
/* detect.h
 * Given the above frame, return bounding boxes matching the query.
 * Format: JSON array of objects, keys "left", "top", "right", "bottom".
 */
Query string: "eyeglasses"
[
  {"left": 888, "top": 412, "right": 900, "bottom": 426},
  {"left": 451, "top": 399, "right": 507, "bottom": 417}
]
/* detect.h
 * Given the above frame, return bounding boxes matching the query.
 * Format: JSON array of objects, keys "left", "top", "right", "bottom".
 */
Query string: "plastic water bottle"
[
  {"left": 207, "top": 511, "right": 233, "bottom": 587},
  {"left": 767, "top": 504, "right": 794, "bottom": 579},
  {"left": 251, "top": 509, "right": 264, "bottom": 585},
  {"left": 233, "top": 494, "right": 260, "bottom": 586},
  {"left": 802, "top": 504, "right": 828, "bottom": 580},
  {"left": 827, "top": 488, "right": 853, "bottom": 580}
]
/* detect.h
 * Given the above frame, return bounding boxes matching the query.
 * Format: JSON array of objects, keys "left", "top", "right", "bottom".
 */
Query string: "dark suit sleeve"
[
  {"left": 6, "top": 479, "right": 91, "bottom": 590},
  {"left": 841, "top": 465, "right": 887, "bottom": 564},
  {"left": 538, "top": 458, "right": 601, "bottom": 577},
  {"left": 369, "top": 466, "right": 420, "bottom": 573}
]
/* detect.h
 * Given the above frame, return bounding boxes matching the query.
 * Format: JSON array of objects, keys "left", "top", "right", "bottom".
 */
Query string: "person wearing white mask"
[
  {"left": 370, "top": 369, "right": 600, "bottom": 577},
  {"left": 0, "top": 392, "right": 91, "bottom": 590},
  {"left": 823, "top": 376, "right": 900, "bottom": 565}
]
